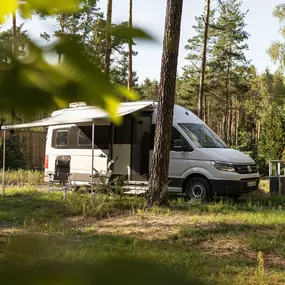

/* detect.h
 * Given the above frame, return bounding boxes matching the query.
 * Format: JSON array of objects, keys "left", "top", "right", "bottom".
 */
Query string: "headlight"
[{"left": 211, "top": 161, "right": 236, "bottom": 172}]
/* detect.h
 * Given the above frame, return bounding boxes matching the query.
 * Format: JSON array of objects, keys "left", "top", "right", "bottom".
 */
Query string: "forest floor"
[{"left": 1, "top": 182, "right": 285, "bottom": 285}]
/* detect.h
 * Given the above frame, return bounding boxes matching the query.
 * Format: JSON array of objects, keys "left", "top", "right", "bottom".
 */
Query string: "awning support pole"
[
  {"left": 91, "top": 121, "right": 95, "bottom": 195},
  {"left": 2, "top": 130, "right": 6, "bottom": 196}
]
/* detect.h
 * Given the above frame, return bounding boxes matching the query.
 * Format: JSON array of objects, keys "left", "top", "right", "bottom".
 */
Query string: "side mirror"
[{"left": 173, "top": 139, "right": 185, "bottom": 152}]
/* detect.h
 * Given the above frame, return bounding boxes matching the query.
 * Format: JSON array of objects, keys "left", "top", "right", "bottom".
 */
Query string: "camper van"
[{"left": 42, "top": 101, "right": 259, "bottom": 200}]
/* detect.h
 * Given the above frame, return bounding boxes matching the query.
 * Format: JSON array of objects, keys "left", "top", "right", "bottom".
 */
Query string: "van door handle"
[{"left": 99, "top": 154, "right": 107, "bottom": 158}]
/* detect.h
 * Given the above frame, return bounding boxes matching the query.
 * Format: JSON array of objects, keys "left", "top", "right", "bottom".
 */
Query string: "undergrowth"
[{"left": 2, "top": 170, "right": 44, "bottom": 185}]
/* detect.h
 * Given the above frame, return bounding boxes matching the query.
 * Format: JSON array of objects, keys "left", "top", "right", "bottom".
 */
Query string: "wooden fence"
[{"left": 0, "top": 130, "right": 47, "bottom": 169}]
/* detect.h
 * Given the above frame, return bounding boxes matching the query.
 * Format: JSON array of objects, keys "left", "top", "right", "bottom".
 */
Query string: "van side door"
[{"left": 168, "top": 127, "right": 192, "bottom": 189}]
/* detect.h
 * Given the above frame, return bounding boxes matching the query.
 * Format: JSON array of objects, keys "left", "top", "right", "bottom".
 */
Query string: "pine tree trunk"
[
  {"left": 223, "top": 106, "right": 228, "bottom": 142},
  {"left": 204, "top": 93, "right": 207, "bottom": 123},
  {"left": 11, "top": 12, "right": 17, "bottom": 127},
  {"left": 58, "top": 16, "right": 65, "bottom": 64},
  {"left": 224, "top": 44, "right": 232, "bottom": 144},
  {"left": 147, "top": 0, "right": 183, "bottom": 207},
  {"left": 198, "top": 0, "right": 211, "bottom": 119},
  {"left": 235, "top": 107, "right": 236, "bottom": 149},
  {"left": 128, "top": 0, "right": 133, "bottom": 90},
  {"left": 229, "top": 96, "right": 233, "bottom": 147},
  {"left": 105, "top": 0, "right": 113, "bottom": 79},
  {"left": 207, "top": 98, "right": 210, "bottom": 126}
]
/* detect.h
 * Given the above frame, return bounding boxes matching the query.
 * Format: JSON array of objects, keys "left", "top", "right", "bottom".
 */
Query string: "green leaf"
[
  {"left": 0, "top": 0, "right": 84, "bottom": 22},
  {"left": 0, "top": 39, "right": 138, "bottom": 122},
  {"left": 0, "top": 0, "right": 17, "bottom": 23},
  {"left": 108, "top": 25, "right": 155, "bottom": 41}
]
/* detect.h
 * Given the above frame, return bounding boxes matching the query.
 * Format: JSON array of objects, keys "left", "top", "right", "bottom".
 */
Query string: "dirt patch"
[
  {"left": 64, "top": 213, "right": 285, "bottom": 270},
  {"left": 65, "top": 213, "right": 206, "bottom": 240}
]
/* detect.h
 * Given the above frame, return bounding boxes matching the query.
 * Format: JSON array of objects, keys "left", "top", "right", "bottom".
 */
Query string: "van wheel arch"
[{"left": 182, "top": 174, "right": 212, "bottom": 198}]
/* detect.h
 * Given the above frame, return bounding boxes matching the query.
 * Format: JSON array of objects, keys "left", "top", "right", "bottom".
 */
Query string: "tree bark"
[
  {"left": 11, "top": 12, "right": 17, "bottom": 127},
  {"left": 223, "top": 104, "right": 228, "bottom": 142},
  {"left": 198, "top": 0, "right": 211, "bottom": 119},
  {"left": 128, "top": 0, "right": 133, "bottom": 90},
  {"left": 229, "top": 95, "right": 233, "bottom": 147},
  {"left": 235, "top": 106, "right": 239, "bottom": 149},
  {"left": 147, "top": 0, "right": 183, "bottom": 207},
  {"left": 204, "top": 92, "right": 207, "bottom": 123},
  {"left": 105, "top": 0, "right": 113, "bottom": 79},
  {"left": 58, "top": 15, "right": 65, "bottom": 64},
  {"left": 224, "top": 44, "right": 232, "bottom": 144}
]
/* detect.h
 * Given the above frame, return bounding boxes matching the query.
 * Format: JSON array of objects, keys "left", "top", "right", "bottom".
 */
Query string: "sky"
[{"left": 2, "top": 0, "right": 285, "bottom": 82}]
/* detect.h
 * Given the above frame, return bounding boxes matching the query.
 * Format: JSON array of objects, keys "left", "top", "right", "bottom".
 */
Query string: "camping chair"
[{"left": 90, "top": 156, "right": 119, "bottom": 196}]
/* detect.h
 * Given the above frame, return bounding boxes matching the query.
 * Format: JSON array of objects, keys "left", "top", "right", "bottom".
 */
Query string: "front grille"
[{"left": 235, "top": 164, "right": 258, "bottom": 174}]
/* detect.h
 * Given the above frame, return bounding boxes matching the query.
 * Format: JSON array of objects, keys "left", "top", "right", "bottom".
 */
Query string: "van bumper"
[{"left": 210, "top": 178, "right": 260, "bottom": 196}]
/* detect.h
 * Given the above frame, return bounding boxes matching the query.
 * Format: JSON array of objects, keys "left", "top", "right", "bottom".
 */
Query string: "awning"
[{"left": 1, "top": 101, "right": 153, "bottom": 130}]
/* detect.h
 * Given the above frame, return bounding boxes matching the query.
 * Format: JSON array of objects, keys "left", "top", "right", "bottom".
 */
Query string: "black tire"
[{"left": 185, "top": 177, "right": 211, "bottom": 201}]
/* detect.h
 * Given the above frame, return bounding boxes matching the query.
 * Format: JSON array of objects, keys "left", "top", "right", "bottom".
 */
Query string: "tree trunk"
[
  {"left": 224, "top": 44, "right": 232, "bottom": 144},
  {"left": 128, "top": 0, "right": 133, "bottom": 90},
  {"left": 11, "top": 12, "right": 17, "bottom": 128},
  {"left": 207, "top": 98, "right": 210, "bottom": 126},
  {"left": 223, "top": 105, "right": 228, "bottom": 142},
  {"left": 204, "top": 92, "right": 207, "bottom": 123},
  {"left": 147, "top": 0, "right": 183, "bottom": 207},
  {"left": 105, "top": 0, "right": 113, "bottom": 79},
  {"left": 198, "top": 0, "right": 211, "bottom": 119},
  {"left": 229, "top": 96, "right": 233, "bottom": 147},
  {"left": 58, "top": 15, "right": 65, "bottom": 64}
]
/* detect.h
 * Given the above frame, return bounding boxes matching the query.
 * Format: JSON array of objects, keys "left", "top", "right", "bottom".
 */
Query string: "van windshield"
[{"left": 179, "top": 123, "right": 227, "bottom": 148}]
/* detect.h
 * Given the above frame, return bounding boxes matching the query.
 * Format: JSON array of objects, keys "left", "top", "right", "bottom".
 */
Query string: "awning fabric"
[{"left": 1, "top": 101, "right": 153, "bottom": 130}]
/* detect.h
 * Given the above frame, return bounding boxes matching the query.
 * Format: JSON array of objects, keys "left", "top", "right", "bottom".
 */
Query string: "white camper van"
[{"left": 42, "top": 101, "right": 259, "bottom": 200}]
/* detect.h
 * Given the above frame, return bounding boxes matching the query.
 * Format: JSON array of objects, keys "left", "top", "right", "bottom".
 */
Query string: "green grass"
[
  {"left": 2, "top": 170, "right": 44, "bottom": 185},
  {"left": 1, "top": 188, "right": 285, "bottom": 284}
]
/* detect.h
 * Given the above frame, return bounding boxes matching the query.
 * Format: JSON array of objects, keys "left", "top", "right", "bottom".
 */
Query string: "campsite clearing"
[{"left": 1, "top": 186, "right": 285, "bottom": 284}]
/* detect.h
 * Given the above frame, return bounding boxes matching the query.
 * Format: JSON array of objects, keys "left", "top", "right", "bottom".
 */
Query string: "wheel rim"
[{"left": 190, "top": 183, "right": 205, "bottom": 199}]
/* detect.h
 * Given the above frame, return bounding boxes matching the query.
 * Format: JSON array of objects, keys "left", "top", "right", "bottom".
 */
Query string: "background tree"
[
  {"left": 147, "top": 0, "right": 183, "bottom": 207},
  {"left": 267, "top": 4, "right": 285, "bottom": 70},
  {"left": 137, "top": 78, "right": 159, "bottom": 100},
  {"left": 198, "top": 0, "right": 211, "bottom": 120},
  {"left": 128, "top": 0, "right": 133, "bottom": 91},
  {"left": 40, "top": 2, "right": 139, "bottom": 88},
  {"left": 105, "top": 0, "right": 113, "bottom": 79},
  {"left": 181, "top": 7, "right": 216, "bottom": 119},
  {"left": 0, "top": 23, "right": 29, "bottom": 125}
]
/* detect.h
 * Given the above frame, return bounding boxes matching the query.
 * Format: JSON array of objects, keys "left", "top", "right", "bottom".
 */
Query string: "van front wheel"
[{"left": 185, "top": 177, "right": 211, "bottom": 201}]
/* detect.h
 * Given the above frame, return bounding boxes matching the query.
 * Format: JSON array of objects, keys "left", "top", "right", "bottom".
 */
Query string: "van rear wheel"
[{"left": 185, "top": 177, "right": 211, "bottom": 201}]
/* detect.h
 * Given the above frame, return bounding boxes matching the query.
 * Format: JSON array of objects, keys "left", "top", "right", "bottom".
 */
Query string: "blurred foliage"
[
  {"left": 0, "top": 236, "right": 204, "bottom": 285},
  {"left": 1, "top": 0, "right": 83, "bottom": 22},
  {"left": 0, "top": 1, "right": 154, "bottom": 122},
  {"left": 38, "top": 3, "right": 142, "bottom": 88}
]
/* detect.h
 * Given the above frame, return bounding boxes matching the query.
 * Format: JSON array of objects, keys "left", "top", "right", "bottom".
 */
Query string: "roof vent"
[{"left": 69, "top": 102, "right": 87, "bottom": 108}]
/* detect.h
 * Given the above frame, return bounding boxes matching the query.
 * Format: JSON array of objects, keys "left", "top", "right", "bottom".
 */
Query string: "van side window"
[
  {"left": 56, "top": 130, "right": 69, "bottom": 147},
  {"left": 78, "top": 127, "right": 92, "bottom": 146},
  {"left": 150, "top": 125, "right": 192, "bottom": 151},
  {"left": 171, "top": 128, "right": 191, "bottom": 151},
  {"left": 78, "top": 125, "right": 110, "bottom": 149}
]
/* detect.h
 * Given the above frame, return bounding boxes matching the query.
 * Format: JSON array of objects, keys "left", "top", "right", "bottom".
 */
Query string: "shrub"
[{"left": 0, "top": 134, "right": 27, "bottom": 169}]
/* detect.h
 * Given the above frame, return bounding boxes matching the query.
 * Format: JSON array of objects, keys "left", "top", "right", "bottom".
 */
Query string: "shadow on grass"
[
  {"left": 176, "top": 221, "right": 285, "bottom": 262},
  {"left": 0, "top": 231, "right": 258, "bottom": 285},
  {"left": 1, "top": 190, "right": 285, "bottom": 284},
  {"left": 0, "top": 191, "right": 67, "bottom": 226}
]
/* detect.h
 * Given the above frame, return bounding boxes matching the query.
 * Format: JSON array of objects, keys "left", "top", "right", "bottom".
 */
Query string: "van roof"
[
  {"left": 2, "top": 101, "right": 204, "bottom": 130},
  {"left": 52, "top": 100, "right": 204, "bottom": 124}
]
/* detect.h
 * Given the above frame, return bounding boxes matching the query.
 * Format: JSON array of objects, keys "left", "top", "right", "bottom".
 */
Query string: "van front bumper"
[{"left": 210, "top": 178, "right": 260, "bottom": 196}]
